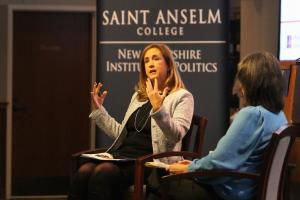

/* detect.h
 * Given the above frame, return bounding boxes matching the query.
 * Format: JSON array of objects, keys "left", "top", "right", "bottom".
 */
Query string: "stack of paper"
[{"left": 145, "top": 161, "right": 170, "bottom": 169}]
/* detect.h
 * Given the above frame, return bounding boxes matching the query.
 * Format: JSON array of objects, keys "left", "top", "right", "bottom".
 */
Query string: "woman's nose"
[{"left": 148, "top": 61, "right": 154, "bottom": 68}]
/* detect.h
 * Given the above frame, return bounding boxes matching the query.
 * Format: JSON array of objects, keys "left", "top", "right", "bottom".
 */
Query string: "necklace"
[{"left": 134, "top": 106, "right": 151, "bottom": 133}]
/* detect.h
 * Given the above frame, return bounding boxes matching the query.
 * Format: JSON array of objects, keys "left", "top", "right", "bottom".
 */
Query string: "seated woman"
[
  {"left": 163, "top": 52, "right": 287, "bottom": 200},
  {"left": 67, "top": 43, "right": 194, "bottom": 200}
]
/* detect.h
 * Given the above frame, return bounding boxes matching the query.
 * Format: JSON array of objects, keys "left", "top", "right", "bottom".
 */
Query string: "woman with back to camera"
[
  {"left": 67, "top": 43, "right": 194, "bottom": 200},
  {"left": 159, "top": 52, "right": 287, "bottom": 200}
]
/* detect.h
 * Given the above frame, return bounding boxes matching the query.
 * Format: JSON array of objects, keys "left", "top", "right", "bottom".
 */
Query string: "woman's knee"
[
  {"left": 90, "top": 162, "right": 121, "bottom": 183},
  {"left": 77, "top": 162, "right": 96, "bottom": 177},
  {"left": 93, "top": 162, "right": 119, "bottom": 175}
]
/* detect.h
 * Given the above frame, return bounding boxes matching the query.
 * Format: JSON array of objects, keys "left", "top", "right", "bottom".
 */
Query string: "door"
[{"left": 12, "top": 11, "right": 92, "bottom": 195}]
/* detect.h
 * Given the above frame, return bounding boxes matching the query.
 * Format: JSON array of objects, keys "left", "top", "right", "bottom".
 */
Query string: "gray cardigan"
[{"left": 89, "top": 88, "right": 194, "bottom": 163}]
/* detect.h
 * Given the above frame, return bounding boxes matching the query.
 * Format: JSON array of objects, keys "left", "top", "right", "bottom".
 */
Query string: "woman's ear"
[
  {"left": 241, "top": 88, "right": 245, "bottom": 98},
  {"left": 232, "top": 79, "right": 241, "bottom": 96},
  {"left": 239, "top": 86, "right": 248, "bottom": 108}
]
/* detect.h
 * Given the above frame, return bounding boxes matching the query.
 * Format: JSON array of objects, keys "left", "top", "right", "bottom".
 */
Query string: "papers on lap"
[
  {"left": 81, "top": 152, "right": 135, "bottom": 162},
  {"left": 145, "top": 161, "right": 170, "bottom": 169}
]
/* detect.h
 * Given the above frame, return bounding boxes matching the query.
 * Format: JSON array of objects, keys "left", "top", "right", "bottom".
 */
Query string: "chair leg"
[
  {"left": 161, "top": 182, "right": 170, "bottom": 200},
  {"left": 284, "top": 163, "right": 296, "bottom": 200}
]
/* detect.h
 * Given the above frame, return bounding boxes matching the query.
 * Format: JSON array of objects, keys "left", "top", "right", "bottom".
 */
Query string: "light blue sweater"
[{"left": 188, "top": 106, "right": 287, "bottom": 200}]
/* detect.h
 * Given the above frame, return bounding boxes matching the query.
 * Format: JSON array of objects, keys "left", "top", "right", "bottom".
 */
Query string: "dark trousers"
[{"left": 147, "top": 179, "right": 222, "bottom": 200}]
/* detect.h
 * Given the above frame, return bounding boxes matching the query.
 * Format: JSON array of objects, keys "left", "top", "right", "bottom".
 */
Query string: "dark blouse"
[{"left": 112, "top": 101, "right": 153, "bottom": 158}]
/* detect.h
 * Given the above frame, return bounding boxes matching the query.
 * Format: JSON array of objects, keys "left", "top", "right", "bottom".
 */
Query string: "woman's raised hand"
[
  {"left": 146, "top": 78, "right": 169, "bottom": 112},
  {"left": 91, "top": 82, "right": 107, "bottom": 109}
]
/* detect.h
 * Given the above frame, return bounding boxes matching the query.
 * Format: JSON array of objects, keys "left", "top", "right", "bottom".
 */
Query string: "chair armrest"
[
  {"left": 159, "top": 170, "right": 259, "bottom": 200},
  {"left": 161, "top": 170, "right": 260, "bottom": 183},
  {"left": 136, "top": 151, "right": 201, "bottom": 165}
]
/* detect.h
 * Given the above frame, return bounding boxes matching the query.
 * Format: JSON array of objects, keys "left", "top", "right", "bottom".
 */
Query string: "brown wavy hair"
[
  {"left": 136, "top": 43, "right": 185, "bottom": 101},
  {"left": 236, "top": 51, "right": 285, "bottom": 113}
]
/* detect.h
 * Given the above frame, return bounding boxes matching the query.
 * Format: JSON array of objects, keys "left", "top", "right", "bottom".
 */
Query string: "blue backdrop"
[{"left": 96, "top": 0, "right": 229, "bottom": 155}]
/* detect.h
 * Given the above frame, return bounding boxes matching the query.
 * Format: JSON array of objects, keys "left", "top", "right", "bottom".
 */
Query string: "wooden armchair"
[
  {"left": 70, "top": 114, "right": 208, "bottom": 200},
  {"left": 132, "top": 114, "right": 208, "bottom": 200},
  {"left": 159, "top": 123, "right": 300, "bottom": 200}
]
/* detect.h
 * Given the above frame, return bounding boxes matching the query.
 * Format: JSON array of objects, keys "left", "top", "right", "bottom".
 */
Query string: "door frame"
[{"left": 5, "top": 4, "right": 96, "bottom": 199}]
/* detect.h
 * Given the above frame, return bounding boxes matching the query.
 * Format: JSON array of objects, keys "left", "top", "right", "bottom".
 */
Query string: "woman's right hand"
[
  {"left": 91, "top": 82, "right": 107, "bottom": 109},
  {"left": 167, "top": 162, "right": 189, "bottom": 174}
]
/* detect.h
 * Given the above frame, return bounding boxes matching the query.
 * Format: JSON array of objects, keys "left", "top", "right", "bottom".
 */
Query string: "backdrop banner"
[{"left": 96, "top": 0, "right": 229, "bottom": 154}]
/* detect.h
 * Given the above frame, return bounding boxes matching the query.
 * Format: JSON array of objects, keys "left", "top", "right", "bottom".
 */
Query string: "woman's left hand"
[{"left": 146, "top": 78, "right": 169, "bottom": 111}]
